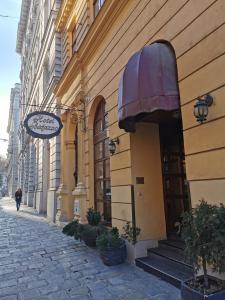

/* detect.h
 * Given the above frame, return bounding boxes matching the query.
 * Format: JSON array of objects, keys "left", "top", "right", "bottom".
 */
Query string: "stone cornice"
[
  {"left": 55, "top": 0, "right": 75, "bottom": 32},
  {"left": 54, "top": 0, "right": 129, "bottom": 97},
  {"left": 16, "top": 0, "right": 31, "bottom": 54}
]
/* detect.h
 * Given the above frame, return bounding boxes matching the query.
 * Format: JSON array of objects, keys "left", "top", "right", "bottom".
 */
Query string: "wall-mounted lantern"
[
  {"left": 193, "top": 94, "right": 213, "bottom": 124},
  {"left": 108, "top": 137, "right": 119, "bottom": 155}
]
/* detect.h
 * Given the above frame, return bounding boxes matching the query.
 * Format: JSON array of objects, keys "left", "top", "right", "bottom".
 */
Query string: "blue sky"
[{"left": 0, "top": 0, "right": 21, "bottom": 157}]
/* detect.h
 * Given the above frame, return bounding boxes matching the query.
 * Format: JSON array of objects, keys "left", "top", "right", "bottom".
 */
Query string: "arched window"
[{"left": 94, "top": 100, "right": 111, "bottom": 224}]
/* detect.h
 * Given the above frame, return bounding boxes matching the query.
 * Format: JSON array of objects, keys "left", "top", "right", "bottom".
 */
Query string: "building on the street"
[
  {"left": 6, "top": 83, "right": 21, "bottom": 198},
  {"left": 0, "top": 156, "right": 7, "bottom": 196},
  {"left": 54, "top": 0, "right": 225, "bottom": 262},
  {"left": 16, "top": 0, "right": 62, "bottom": 221}
]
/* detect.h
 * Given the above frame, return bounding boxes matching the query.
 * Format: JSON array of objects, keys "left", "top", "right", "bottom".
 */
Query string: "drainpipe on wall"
[{"left": 131, "top": 184, "right": 137, "bottom": 244}]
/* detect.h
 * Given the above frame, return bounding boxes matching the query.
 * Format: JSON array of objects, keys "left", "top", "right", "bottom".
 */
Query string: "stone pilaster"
[
  {"left": 42, "top": 140, "right": 50, "bottom": 212},
  {"left": 72, "top": 182, "right": 87, "bottom": 222},
  {"left": 23, "top": 149, "right": 30, "bottom": 205},
  {"left": 57, "top": 139, "right": 76, "bottom": 222},
  {"left": 27, "top": 143, "right": 36, "bottom": 207},
  {"left": 19, "top": 155, "right": 24, "bottom": 192},
  {"left": 47, "top": 134, "right": 61, "bottom": 222},
  {"left": 36, "top": 140, "right": 45, "bottom": 213},
  {"left": 72, "top": 117, "right": 87, "bottom": 222},
  {"left": 33, "top": 140, "right": 39, "bottom": 209},
  {"left": 55, "top": 114, "right": 69, "bottom": 223},
  {"left": 56, "top": 184, "right": 69, "bottom": 223}
]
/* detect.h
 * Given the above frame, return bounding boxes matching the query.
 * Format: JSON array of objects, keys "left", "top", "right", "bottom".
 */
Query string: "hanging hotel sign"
[{"left": 24, "top": 111, "right": 63, "bottom": 139}]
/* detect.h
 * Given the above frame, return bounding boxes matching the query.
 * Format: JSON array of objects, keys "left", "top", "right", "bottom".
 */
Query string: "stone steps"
[{"left": 136, "top": 239, "right": 194, "bottom": 288}]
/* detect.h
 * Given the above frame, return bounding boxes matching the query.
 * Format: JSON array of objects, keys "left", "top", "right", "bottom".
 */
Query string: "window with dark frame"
[
  {"left": 94, "top": 0, "right": 105, "bottom": 18},
  {"left": 94, "top": 100, "right": 111, "bottom": 224}
]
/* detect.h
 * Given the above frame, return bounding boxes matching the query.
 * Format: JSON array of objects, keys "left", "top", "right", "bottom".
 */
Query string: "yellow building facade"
[{"left": 54, "top": 0, "right": 225, "bottom": 258}]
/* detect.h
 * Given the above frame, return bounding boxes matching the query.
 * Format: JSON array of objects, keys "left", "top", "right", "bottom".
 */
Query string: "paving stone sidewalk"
[{"left": 0, "top": 197, "right": 181, "bottom": 300}]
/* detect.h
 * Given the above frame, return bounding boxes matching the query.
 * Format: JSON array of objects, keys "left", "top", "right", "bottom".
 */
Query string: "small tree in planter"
[
  {"left": 96, "top": 227, "right": 127, "bottom": 266},
  {"left": 79, "top": 208, "right": 106, "bottom": 247},
  {"left": 181, "top": 200, "right": 225, "bottom": 300},
  {"left": 212, "top": 203, "right": 225, "bottom": 274}
]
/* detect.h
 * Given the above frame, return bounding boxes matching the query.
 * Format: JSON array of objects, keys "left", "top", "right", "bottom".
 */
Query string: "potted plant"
[
  {"left": 121, "top": 221, "right": 141, "bottom": 245},
  {"left": 86, "top": 207, "right": 101, "bottom": 226},
  {"left": 79, "top": 223, "right": 105, "bottom": 247},
  {"left": 62, "top": 219, "right": 79, "bottom": 237},
  {"left": 181, "top": 200, "right": 225, "bottom": 300},
  {"left": 79, "top": 208, "right": 106, "bottom": 247},
  {"left": 62, "top": 208, "right": 106, "bottom": 246},
  {"left": 96, "top": 227, "right": 127, "bottom": 266}
]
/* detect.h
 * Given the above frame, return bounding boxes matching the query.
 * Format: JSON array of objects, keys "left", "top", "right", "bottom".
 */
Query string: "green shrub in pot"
[
  {"left": 77, "top": 208, "right": 105, "bottom": 247},
  {"left": 80, "top": 223, "right": 106, "bottom": 247},
  {"left": 62, "top": 219, "right": 79, "bottom": 237},
  {"left": 86, "top": 208, "right": 101, "bottom": 226},
  {"left": 96, "top": 227, "right": 126, "bottom": 266},
  {"left": 62, "top": 208, "right": 105, "bottom": 247}
]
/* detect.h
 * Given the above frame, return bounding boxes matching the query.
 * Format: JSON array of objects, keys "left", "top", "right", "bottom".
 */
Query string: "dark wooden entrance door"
[{"left": 159, "top": 120, "right": 190, "bottom": 234}]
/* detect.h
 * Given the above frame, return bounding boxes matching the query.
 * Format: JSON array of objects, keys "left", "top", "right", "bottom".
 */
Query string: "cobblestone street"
[{"left": 0, "top": 198, "right": 181, "bottom": 300}]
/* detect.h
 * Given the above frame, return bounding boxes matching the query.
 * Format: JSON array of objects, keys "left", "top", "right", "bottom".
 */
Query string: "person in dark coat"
[{"left": 15, "top": 188, "right": 22, "bottom": 211}]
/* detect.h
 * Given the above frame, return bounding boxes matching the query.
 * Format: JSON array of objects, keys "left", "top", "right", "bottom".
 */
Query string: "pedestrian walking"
[{"left": 15, "top": 188, "right": 22, "bottom": 211}]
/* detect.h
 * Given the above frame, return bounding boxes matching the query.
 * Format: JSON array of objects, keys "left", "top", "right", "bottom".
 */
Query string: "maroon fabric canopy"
[{"left": 118, "top": 42, "right": 180, "bottom": 132}]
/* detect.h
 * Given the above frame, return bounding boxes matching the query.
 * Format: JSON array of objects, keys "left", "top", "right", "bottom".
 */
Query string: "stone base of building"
[
  {"left": 55, "top": 184, "right": 74, "bottom": 224},
  {"left": 27, "top": 191, "right": 34, "bottom": 207},
  {"left": 8, "top": 191, "right": 13, "bottom": 198},
  {"left": 55, "top": 217, "right": 68, "bottom": 228},
  {"left": 32, "top": 192, "right": 36, "bottom": 209},
  {"left": 47, "top": 188, "right": 58, "bottom": 222},
  {"left": 36, "top": 190, "right": 47, "bottom": 214},
  {"left": 55, "top": 207, "right": 69, "bottom": 225},
  {"left": 126, "top": 239, "right": 158, "bottom": 264},
  {"left": 23, "top": 192, "right": 28, "bottom": 205},
  {"left": 72, "top": 182, "right": 87, "bottom": 222}
]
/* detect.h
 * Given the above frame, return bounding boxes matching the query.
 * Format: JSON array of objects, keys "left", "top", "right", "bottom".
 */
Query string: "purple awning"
[{"left": 118, "top": 43, "right": 180, "bottom": 132}]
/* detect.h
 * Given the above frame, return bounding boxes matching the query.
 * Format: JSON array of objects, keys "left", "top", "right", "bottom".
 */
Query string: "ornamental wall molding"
[
  {"left": 54, "top": 0, "right": 130, "bottom": 97},
  {"left": 55, "top": 0, "right": 75, "bottom": 31},
  {"left": 16, "top": 0, "right": 31, "bottom": 53}
]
